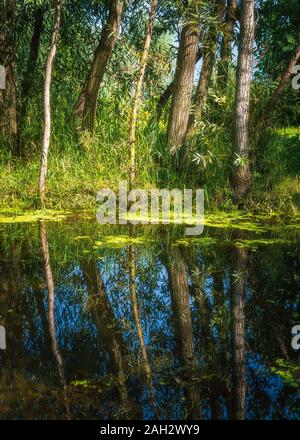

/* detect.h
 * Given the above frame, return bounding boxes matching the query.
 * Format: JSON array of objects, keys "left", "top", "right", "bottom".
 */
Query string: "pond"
[{"left": 0, "top": 214, "right": 299, "bottom": 420}]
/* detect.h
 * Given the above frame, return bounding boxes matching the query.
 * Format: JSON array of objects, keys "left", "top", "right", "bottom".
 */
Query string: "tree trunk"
[
  {"left": 39, "top": 0, "right": 62, "bottom": 204},
  {"left": 218, "top": 0, "right": 238, "bottom": 93},
  {"left": 257, "top": 44, "right": 300, "bottom": 129},
  {"left": 232, "top": 0, "right": 255, "bottom": 201},
  {"left": 187, "top": 0, "right": 226, "bottom": 136},
  {"left": 18, "top": 5, "right": 45, "bottom": 152},
  {"left": 167, "top": 1, "right": 201, "bottom": 153},
  {"left": 129, "top": 0, "right": 158, "bottom": 188},
  {"left": 0, "top": 0, "right": 18, "bottom": 154},
  {"left": 156, "top": 48, "right": 203, "bottom": 121},
  {"left": 75, "top": 1, "right": 124, "bottom": 132}
]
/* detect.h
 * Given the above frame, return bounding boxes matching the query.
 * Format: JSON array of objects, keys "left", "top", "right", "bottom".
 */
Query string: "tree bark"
[
  {"left": 129, "top": 0, "right": 158, "bottom": 188},
  {"left": 232, "top": 0, "right": 255, "bottom": 201},
  {"left": 187, "top": 0, "right": 226, "bottom": 136},
  {"left": 0, "top": 0, "right": 17, "bottom": 154},
  {"left": 167, "top": 1, "right": 201, "bottom": 152},
  {"left": 218, "top": 0, "right": 238, "bottom": 93},
  {"left": 156, "top": 48, "right": 203, "bottom": 121},
  {"left": 39, "top": 0, "right": 62, "bottom": 204},
  {"left": 75, "top": 1, "right": 124, "bottom": 132}
]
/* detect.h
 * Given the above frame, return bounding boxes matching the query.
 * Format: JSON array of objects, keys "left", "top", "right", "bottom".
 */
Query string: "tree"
[
  {"left": 218, "top": 0, "right": 238, "bottom": 93},
  {"left": 257, "top": 44, "right": 300, "bottom": 128},
  {"left": 0, "top": 0, "right": 18, "bottom": 154},
  {"left": 75, "top": 1, "right": 124, "bottom": 132},
  {"left": 39, "top": 0, "right": 62, "bottom": 203},
  {"left": 232, "top": 0, "right": 255, "bottom": 201},
  {"left": 187, "top": 0, "right": 226, "bottom": 136},
  {"left": 129, "top": 0, "right": 158, "bottom": 188},
  {"left": 18, "top": 4, "right": 45, "bottom": 152},
  {"left": 167, "top": 0, "right": 201, "bottom": 152}
]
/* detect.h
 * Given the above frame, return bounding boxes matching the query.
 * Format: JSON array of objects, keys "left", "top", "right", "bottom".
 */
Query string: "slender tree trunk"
[
  {"left": 232, "top": 0, "right": 255, "bottom": 201},
  {"left": 187, "top": 0, "right": 226, "bottom": 136},
  {"left": 218, "top": 0, "right": 238, "bottom": 93},
  {"left": 38, "top": 0, "right": 62, "bottom": 204},
  {"left": 257, "top": 44, "right": 300, "bottom": 129},
  {"left": 156, "top": 48, "right": 203, "bottom": 121},
  {"left": 165, "top": 245, "right": 201, "bottom": 420},
  {"left": 129, "top": 0, "right": 157, "bottom": 188},
  {"left": 75, "top": 1, "right": 124, "bottom": 132},
  {"left": 0, "top": 0, "right": 18, "bottom": 154},
  {"left": 18, "top": 5, "right": 45, "bottom": 151},
  {"left": 167, "top": 1, "right": 201, "bottom": 153}
]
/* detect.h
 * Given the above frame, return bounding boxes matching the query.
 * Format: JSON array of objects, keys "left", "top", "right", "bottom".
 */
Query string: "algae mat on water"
[{"left": 0, "top": 210, "right": 70, "bottom": 223}]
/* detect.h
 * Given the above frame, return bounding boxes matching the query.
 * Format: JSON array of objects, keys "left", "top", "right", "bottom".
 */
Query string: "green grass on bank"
[{"left": 0, "top": 126, "right": 299, "bottom": 214}]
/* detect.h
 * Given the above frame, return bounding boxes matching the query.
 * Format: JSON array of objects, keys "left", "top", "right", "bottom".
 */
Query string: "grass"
[{"left": 0, "top": 98, "right": 299, "bottom": 216}]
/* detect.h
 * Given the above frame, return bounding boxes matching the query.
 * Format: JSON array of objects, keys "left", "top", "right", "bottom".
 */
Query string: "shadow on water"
[{"left": 0, "top": 218, "right": 299, "bottom": 419}]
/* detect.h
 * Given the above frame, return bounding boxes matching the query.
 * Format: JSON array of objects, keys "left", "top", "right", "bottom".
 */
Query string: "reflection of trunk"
[
  {"left": 231, "top": 232, "right": 248, "bottom": 420},
  {"left": 0, "top": 0, "right": 18, "bottom": 153},
  {"left": 40, "top": 222, "right": 69, "bottom": 416},
  {"left": 129, "top": 240, "right": 156, "bottom": 413},
  {"left": 218, "top": 0, "right": 238, "bottom": 93},
  {"left": 0, "top": 240, "right": 22, "bottom": 361},
  {"left": 165, "top": 245, "right": 200, "bottom": 419},
  {"left": 187, "top": 0, "right": 226, "bottom": 136},
  {"left": 75, "top": 1, "right": 124, "bottom": 132},
  {"left": 81, "top": 260, "right": 128, "bottom": 405},
  {"left": 39, "top": 0, "right": 62, "bottom": 203},
  {"left": 167, "top": 1, "right": 201, "bottom": 152},
  {"left": 129, "top": 0, "right": 158, "bottom": 188}
]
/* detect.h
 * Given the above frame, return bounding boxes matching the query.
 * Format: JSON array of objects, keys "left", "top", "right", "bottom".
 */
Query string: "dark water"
[{"left": 0, "top": 218, "right": 299, "bottom": 420}]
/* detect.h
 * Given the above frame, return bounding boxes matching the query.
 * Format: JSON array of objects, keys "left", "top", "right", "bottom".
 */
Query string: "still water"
[{"left": 0, "top": 216, "right": 299, "bottom": 420}]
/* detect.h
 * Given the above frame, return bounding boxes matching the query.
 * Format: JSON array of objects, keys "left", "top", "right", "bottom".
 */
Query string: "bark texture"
[
  {"left": 167, "top": 1, "right": 201, "bottom": 152},
  {"left": 232, "top": 0, "right": 255, "bottom": 201}
]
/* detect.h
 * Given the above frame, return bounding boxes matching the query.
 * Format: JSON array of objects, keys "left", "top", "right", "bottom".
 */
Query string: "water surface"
[{"left": 0, "top": 217, "right": 299, "bottom": 420}]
